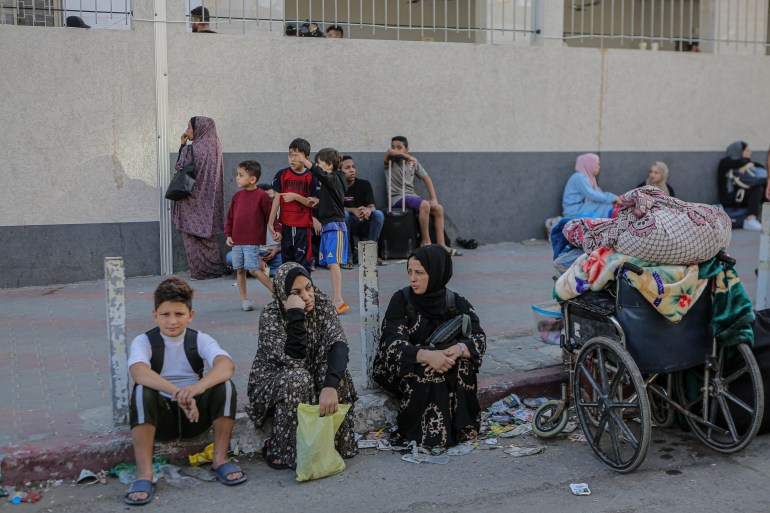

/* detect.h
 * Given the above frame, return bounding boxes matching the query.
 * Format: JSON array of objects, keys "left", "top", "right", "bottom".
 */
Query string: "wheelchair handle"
[
  {"left": 716, "top": 252, "right": 736, "bottom": 266},
  {"left": 621, "top": 262, "right": 644, "bottom": 275}
]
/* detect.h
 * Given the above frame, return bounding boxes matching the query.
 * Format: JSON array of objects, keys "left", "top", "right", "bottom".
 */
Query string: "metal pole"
[
  {"left": 105, "top": 257, "right": 130, "bottom": 426},
  {"left": 155, "top": 0, "right": 173, "bottom": 275},
  {"left": 757, "top": 204, "right": 770, "bottom": 309},
  {"left": 358, "top": 240, "right": 380, "bottom": 391}
]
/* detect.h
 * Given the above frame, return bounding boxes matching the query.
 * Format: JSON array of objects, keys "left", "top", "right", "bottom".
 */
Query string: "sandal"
[
  {"left": 210, "top": 461, "right": 247, "bottom": 486},
  {"left": 448, "top": 248, "right": 463, "bottom": 257},
  {"left": 261, "top": 439, "right": 291, "bottom": 470},
  {"left": 124, "top": 479, "right": 154, "bottom": 506},
  {"left": 340, "top": 262, "right": 354, "bottom": 270}
]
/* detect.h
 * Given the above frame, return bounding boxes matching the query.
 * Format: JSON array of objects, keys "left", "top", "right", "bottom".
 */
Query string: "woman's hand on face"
[
  {"left": 418, "top": 349, "right": 456, "bottom": 374},
  {"left": 284, "top": 293, "right": 305, "bottom": 311},
  {"left": 318, "top": 387, "right": 339, "bottom": 416},
  {"left": 181, "top": 133, "right": 188, "bottom": 146}
]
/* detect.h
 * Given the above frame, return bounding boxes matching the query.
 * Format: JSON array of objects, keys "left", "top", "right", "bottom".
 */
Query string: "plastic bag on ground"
[{"left": 295, "top": 403, "right": 351, "bottom": 482}]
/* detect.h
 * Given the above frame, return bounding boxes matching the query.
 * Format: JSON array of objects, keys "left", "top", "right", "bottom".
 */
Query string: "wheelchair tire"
[
  {"left": 573, "top": 336, "right": 651, "bottom": 473},
  {"left": 532, "top": 400, "right": 569, "bottom": 438},
  {"left": 676, "top": 343, "right": 764, "bottom": 453},
  {"left": 647, "top": 374, "right": 676, "bottom": 429}
]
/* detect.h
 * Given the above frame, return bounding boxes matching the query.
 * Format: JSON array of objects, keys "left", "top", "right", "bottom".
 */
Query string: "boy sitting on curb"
[{"left": 125, "top": 277, "right": 246, "bottom": 506}]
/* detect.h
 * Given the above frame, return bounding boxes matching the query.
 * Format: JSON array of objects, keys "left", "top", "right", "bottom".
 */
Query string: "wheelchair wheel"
[
  {"left": 533, "top": 400, "right": 569, "bottom": 438},
  {"left": 647, "top": 374, "right": 676, "bottom": 429},
  {"left": 574, "top": 336, "right": 651, "bottom": 473},
  {"left": 676, "top": 343, "right": 764, "bottom": 453}
]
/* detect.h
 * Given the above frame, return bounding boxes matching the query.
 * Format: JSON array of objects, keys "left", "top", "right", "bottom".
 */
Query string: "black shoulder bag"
[
  {"left": 165, "top": 145, "right": 197, "bottom": 201},
  {"left": 402, "top": 287, "right": 472, "bottom": 350}
]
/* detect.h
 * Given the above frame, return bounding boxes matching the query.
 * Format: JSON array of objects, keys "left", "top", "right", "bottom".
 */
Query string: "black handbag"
[
  {"left": 165, "top": 145, "right": 197, "bottom": 200},
  {"left": 426, "top": 314, "right": 472, "bottom": 350}
]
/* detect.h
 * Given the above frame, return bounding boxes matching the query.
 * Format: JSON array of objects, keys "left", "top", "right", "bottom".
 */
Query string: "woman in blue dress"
[{"left": 562, "top": 153, "right": 618, "bottom": 218}]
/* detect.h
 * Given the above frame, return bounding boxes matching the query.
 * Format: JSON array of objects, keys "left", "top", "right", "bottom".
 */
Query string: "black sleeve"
[
  {"left": 364, "top": 181, "right": 376, "bottom": 207},
  {"left": 323, "top": 340, "right": 349, "bottom": 389},
  {"left": 283, "top": 308, "right": 308, "bottom": 359},
  {"left": 310, "top": 164, "right": 334, "bottom": 188}
]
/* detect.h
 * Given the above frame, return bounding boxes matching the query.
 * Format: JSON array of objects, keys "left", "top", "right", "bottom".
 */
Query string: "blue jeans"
[{"left": 345, "top": 209, "right": 385, "bottom": 242}]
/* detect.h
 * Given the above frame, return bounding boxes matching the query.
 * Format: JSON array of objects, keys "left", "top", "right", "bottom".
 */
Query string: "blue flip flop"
[
  {"left": 124, "top": 479, "right": 154, "bottom": 506},
  {"left": 211, "top": 461, "right": 247, "bottom": 486}
]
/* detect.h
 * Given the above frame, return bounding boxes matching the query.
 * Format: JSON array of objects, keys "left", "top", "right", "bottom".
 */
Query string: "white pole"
[
  {"left": 757, "top": 204, "right": 770, "bottom": 309},
  {"left": 358, "top": 241, "right": 380, "bottom": 391},
  {"left": 105, "top": 257, "right": 130, "bottom": 426},
  {"left": 155, "top": 0, "right": 173, "bottom": 275}
]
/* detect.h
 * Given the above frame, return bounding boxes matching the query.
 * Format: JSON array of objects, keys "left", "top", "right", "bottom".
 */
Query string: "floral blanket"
[
  {"left": 554, "top": 247, "right": 754, "bottom": 347},
  {"left": 562, "top": 186, "right": 732, "bottom": 265}
]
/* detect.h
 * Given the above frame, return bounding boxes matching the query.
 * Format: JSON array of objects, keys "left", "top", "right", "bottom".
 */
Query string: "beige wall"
[
  {"left": 0, "top": 24, "right": 157, "bottom": 226},
  {"left": 2, "top": 20, "right": 770, "bottom": 228}
]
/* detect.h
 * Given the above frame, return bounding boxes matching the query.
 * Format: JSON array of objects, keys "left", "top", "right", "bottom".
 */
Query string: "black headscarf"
[{"left": 406, "top": 244, "right": 453, "bottom": 320}]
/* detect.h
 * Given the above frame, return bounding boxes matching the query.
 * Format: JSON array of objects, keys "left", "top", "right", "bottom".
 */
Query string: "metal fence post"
[
  {"left": 358, "top": 241, "right": 380, "bottom": 391},
  {"left": 105, "top": 257, "right": 130, "bottom": 426},
  {"left": 757, "top": 204, "right": 770, "bottom": 310}
]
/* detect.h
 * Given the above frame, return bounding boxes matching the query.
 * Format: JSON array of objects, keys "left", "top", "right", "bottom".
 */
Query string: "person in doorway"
[
  {"left": 173, "top": 116, "right": 225, "bottom": 280},
  {"left": 125, "top": 277, "right": 245, "bottom": 506},
  {"left": 190, "top": 6, "right": 216, "bottom": 33},
  {"left": 341, "top": 155, "right": 386, "bottom": 267},
  {"left": 383, "top": 136, "right": 461, "bottom": 256}
]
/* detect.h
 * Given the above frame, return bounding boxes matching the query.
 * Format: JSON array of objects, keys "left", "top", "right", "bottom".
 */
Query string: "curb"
[{"left": 0, "top": 366, "right": 566, "bottom": 485}]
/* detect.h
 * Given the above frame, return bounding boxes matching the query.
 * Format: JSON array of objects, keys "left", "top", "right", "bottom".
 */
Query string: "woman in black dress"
[{"left": 373, "top": 245, "right": 486, "bottom": 448}]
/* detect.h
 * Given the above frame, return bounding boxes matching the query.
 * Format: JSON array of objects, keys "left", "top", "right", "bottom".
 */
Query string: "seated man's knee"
[
  {"left": 431, "top": 202, "right": 444, "bottom": 214},
  {"left": 371, "top": 210, "right": 384, "bottom": 222},
  {"left": 419, "top": 201, "right": 431, "bottom": 214}
]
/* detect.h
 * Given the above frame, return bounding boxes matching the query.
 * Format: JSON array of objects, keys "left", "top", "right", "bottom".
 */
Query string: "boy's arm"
[
  {"left": 130, "top": 362, "right": 182, "bottom": 396},
  {"left": 224, "top": 195, "right": 235, "bottom": 245},
  {"left": 173, "top": 355, "right": 235, "bottom": 405},
  {"left": 422, "top": 174, "right": 439, "bottom": 204},
  {"left": 268, "top": 193, "right": 281, "bottom": 241}
]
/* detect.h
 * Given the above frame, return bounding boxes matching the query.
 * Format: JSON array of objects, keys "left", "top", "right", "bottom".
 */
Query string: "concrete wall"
[{"left": 2, "top": 21, "right": 770, "bottom": 287}]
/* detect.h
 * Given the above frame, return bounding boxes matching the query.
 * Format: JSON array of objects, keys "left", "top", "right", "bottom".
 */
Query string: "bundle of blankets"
[{"left": 554, "top": 186, "right": 754, "bottom": 347}]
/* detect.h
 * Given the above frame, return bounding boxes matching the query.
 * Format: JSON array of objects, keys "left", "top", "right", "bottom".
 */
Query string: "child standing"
[
  {"left": 256, "top": 183, "right": 283, "bottom": 277},
  {"left": 297, "top": 147, "right": 349, "bottom": 314},
  {"left": 125, "top": 277, "right": 245, "bottom": 506},
  {"left": 225, "top": 160, "right": 273, "bottom": 311},
  {"left": 267, "top": 138, "right": 320, "bottom": 273}
]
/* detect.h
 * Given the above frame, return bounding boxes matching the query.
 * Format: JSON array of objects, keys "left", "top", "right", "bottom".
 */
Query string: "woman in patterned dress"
[
  {"left": 172, "top": 116, "right": 225, "bottom": 280},
  {"left": 245, "top": 262, "right": 357, "bottom": 468},
  {"left": 373, "top": 245, "right": 486, "bottom": 448}
]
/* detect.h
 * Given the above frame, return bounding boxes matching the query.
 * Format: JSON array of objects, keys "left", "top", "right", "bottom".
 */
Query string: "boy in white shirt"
[{"left": 124, "top": 277, "right": 245, "bottom": 506}]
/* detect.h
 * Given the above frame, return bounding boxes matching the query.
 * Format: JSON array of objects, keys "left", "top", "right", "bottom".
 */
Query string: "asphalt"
[{"left": 0, "top": 230, "right": 762, "bottom": 485}]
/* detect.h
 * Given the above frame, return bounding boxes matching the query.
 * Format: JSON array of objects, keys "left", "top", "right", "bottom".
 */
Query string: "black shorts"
[{"left": 129, "top": 380, "right": 237, "bottom": 440}]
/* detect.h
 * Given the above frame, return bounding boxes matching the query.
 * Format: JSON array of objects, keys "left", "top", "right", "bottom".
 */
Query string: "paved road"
[{"left": 13, "top": 428, "right": 770, "bottom": 513}]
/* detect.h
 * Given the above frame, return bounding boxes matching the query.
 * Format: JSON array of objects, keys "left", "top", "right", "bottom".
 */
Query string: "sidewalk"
[{"left": 0, "top": 231, "right": 761, "bottom": 484}]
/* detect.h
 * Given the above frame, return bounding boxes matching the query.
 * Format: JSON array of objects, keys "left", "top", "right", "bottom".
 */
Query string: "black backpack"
[{"left": 145, "top": 327, "right": 204, "bottom": 378}]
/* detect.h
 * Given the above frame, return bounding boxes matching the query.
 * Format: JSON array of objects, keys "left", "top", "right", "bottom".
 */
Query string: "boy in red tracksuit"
[{"left": 267, "top": 138, "right": 320, "bottom": 273}]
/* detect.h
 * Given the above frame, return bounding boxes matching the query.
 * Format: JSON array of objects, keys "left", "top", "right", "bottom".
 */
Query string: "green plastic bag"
[{"left": 295, "top": 403, "right": 351, "bottom": 482}]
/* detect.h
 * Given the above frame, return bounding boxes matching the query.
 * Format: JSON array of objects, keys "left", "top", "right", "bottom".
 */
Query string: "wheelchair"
[{"left": 532, "top": 254, "right": 764, "bottom": 473}]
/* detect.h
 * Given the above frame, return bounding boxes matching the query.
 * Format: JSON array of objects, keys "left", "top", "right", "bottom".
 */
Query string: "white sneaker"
[
  {"left": 743, "top": 218, "right": 762, "bottom": 231},
  {"left": 241, "top": 299, "right": 255, "bottom": 311}
]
